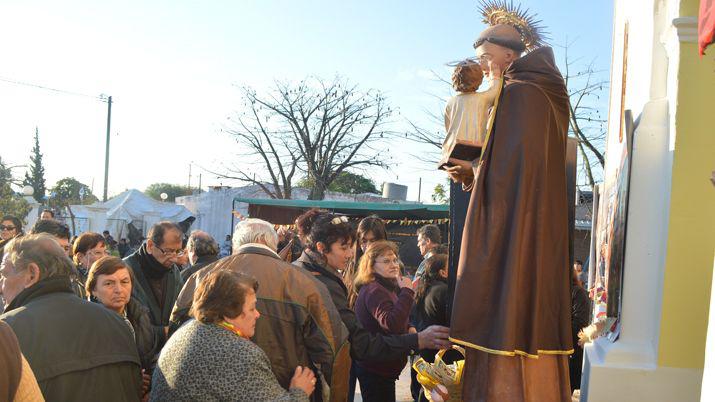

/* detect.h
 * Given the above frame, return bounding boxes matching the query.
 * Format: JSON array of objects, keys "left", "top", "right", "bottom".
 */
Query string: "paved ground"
[
  {"left": 353, "top": 364, "right": 414, "bottom": 402},
  {"left": 353, "top": 365, "right": 582, "bottom": 402}
]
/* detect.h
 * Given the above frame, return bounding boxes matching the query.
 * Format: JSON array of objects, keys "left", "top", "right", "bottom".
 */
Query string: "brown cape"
[{"left": 450, "top": 47, "right": 573, "bottom": 358}]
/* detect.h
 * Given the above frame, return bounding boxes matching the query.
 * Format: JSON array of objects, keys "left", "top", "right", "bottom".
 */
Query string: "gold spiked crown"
[{"left": 478, "top": 0, "right": 549, "bottom": 51}]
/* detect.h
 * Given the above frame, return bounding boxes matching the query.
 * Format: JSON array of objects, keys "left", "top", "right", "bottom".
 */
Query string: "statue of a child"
[{"left": 439, "top": 59, "right": 502, "bottom": 170}]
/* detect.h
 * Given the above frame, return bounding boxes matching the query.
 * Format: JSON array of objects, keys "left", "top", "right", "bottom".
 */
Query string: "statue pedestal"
[{"left": 446, "top": 180, "right": 470, "bottom": 323}]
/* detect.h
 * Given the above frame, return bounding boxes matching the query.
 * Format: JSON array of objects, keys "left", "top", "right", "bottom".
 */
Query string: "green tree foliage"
[
  {"left": 23, "top": 127, "right": 47, "bottom": 203},
  {"left": 0, "top": 157, "right": 31, "bottom": 223},
  {"left": 49, "top": 177, "right": 99, "bottom": 207},
  {"left": 297, "top": 171, "right": 379, "bottom": 195},
  {"left": 431, "top": 182, "right": 448, "bottom": 204},
  {"left": 144, "top": 183, "right": 194, "bottom": 202}
]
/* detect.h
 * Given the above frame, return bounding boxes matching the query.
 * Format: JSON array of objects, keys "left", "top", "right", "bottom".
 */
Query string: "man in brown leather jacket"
[{"left": 171, "top": 218, "right": 350, "bottom": 402}]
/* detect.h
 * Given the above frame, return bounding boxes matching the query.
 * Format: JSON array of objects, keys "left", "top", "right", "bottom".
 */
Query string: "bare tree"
[
  {"left": 401, "top": 70, "right": 451, "bottom": 165},
  {"left": 214, "top": 76, "right": 393, "bottom": 200},
  {"left": 404, "top": 43, "right": 608, "bottom": 188},
  {"left": 211, "top": 90, "right": 300, "bottom": 199},
  {"left": 560, "top": 39, "right": 608, "bottom": 188}
]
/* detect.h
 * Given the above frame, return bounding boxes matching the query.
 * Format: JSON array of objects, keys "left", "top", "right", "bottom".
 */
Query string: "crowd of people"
[{"left": 1, "top": 209, "right": 456, "bottom": 402}]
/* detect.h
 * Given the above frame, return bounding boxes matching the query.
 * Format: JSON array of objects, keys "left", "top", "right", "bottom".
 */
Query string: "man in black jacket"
[
  {"left": 123, "top": 221, "right": 184, "bottom": 342},
  {"left": 180, "top": 230, "right": 219, "bottom": 282},
  {"left": 0, "top": 234, "right": 142, "bottom": 401}
]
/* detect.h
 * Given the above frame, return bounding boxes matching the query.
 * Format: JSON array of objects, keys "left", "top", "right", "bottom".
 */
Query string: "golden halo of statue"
[{"left": 477, "top": 0, "right": 549, "bottom": 51}]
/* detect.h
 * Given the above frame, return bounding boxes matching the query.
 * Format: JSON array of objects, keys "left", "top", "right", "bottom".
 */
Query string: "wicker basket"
[{"left": 412, "top": 345, "right": 466, "bottom": 401}]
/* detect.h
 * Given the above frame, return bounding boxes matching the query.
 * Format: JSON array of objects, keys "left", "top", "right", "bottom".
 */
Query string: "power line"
[
  {"left": 0, "top": 74, "right": 115, "bottom": 201},
  {"left": 0, "top": 75, "right": 104, "bottom": 101}
]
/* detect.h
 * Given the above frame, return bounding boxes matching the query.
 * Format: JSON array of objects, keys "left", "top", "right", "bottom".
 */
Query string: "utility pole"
[
  {"left": 198, "top": 173, "right": 202, "bottom": 193},
  {"left": 188, "top": 163, "right": 192, "bottom": 190},
  {"left": 418, "top": 177, "right": 422, "bottom": 203},
  {"left": 102, "top": 95, "right": 112, "bottom": 202}
]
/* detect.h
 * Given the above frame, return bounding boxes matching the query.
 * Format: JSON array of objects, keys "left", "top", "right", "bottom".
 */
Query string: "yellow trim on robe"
[
  {"left": 478, "top": 77, "right": 504, "bottom": 166},
  {"left": 449, "top": 336, "right": 574, "bottom": 359}
]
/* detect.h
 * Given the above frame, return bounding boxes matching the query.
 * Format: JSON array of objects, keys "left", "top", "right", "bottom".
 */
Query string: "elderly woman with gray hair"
[
  {"left": 170, "top": 218, "right": 350, "bottom": 401},
  {"left": 152, "top": 269, "right": 315, "bottom": 401}
]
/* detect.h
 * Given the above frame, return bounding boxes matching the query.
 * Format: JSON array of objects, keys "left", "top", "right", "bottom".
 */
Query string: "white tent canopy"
[
  {"left": 101, "top": 189, "right": 193, "bottom": 223},
  {"left": 69, "top": 189, "right": 194, "bottom": 241}
]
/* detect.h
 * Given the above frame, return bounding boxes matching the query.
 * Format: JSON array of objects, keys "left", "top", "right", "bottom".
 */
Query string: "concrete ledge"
[{"left": 582, "top": 343, "right": 703, "bottom": 401}]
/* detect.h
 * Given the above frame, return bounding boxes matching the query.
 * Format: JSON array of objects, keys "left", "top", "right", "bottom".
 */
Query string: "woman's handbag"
[{"left": 412, "top": 345, "right": 466, "bottom": 401}]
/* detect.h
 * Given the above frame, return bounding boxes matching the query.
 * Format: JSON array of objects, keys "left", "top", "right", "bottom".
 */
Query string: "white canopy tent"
[{"left": 68, "top": 189, "right": 194, "bottom": 242}]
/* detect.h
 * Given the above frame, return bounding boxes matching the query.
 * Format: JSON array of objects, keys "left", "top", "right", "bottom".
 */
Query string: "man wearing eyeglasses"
[{"left": 123, "top": 221, "right": 185, "bottom": 342}]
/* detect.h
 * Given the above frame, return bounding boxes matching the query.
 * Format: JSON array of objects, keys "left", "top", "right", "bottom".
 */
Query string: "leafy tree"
[
  {"left": 0, "top": 157, "right": 30, "bottom": 223},
  {"left": 297, "top": 171, "right": 379, "bottom": 195},
  {"left": 431, "top": 182, "right": 448, "bottom": 204},
  {"left": 144, "top": 183, "right": 194, "bottom": 202},
  {"left": 23, "top": 127, "right": 47, "bottom": 203},
  {"left": 49, "top": 177, "right": 99, "bottom": 207}
]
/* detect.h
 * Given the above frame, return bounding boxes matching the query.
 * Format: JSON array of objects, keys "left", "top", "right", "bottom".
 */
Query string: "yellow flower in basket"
[{"left": 412, "top": 345, "right": 466, "bottom": 401}]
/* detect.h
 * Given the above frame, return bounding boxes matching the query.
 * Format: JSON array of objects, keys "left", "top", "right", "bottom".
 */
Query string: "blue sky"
[{"left": 0, "top": 0, "right": 613, "bottom": 201}]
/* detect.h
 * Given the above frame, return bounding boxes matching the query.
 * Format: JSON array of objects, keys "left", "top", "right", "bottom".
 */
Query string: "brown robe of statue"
[{"left": 450, "top": 47, "right": 574, "bottom": 401}]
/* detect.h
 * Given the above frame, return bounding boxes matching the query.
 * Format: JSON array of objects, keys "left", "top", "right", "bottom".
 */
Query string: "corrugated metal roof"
[
  {"left": 234, "top": 197, "right": 448, "bottom": 220},
  {"left": 235, "top": 197, "right": 446, "bottom": 211}
]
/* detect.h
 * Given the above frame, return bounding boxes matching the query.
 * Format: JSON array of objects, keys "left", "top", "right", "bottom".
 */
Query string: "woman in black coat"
[
  {"left": 86, "top": 256, "right": 162, "bottom": 398},
  {"left": 409, "top": 254, "right": 455, "bottom": 401},
  {"left": 569, "top": 268, "right": 591, "bottom": 392},
  {"left": 292, "top": 210, "right": 450, "bottom": 366}
]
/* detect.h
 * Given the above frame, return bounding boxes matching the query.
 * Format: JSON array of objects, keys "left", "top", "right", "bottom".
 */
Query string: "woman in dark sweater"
[
  {"left": 346, "top": 216, "right": 388, "bottom": 309},
  {"left": 292, "top": 210, "right": 450, "bottom": 399},
  {"left": 569, "top": 267, "right": 591, "bottom": 392},
  {"left": 411, "top": 254, "right": 452, "bottom": 360},
  {"left": 409, "top": 253, "right": 452, "bottom": 401},
  {"left": 353, "top": 241, "right": 415, "bottom": 402},
  {"left": 343, "top": 216, "right": 389, "bottom": 402}
]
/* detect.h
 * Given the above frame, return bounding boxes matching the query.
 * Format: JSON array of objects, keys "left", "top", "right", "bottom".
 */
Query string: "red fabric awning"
[{"left": 700, "top": 0, "right": 715, "bottom": 55}]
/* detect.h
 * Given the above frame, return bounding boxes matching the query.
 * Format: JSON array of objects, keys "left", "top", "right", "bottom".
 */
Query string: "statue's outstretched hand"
[{"left": 446, "top": 158, "right": 474, "bottom": 184}]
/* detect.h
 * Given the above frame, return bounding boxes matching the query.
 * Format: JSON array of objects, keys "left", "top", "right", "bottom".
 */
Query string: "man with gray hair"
[
  {"left": 0, "top": 234, "right": 142, "bottom": 401},
  {"left": 180, "top": 230, "right": 220, "bottom": 282},
  {"left": 172, "top": 218, "right": 350, "bottom": 402}
]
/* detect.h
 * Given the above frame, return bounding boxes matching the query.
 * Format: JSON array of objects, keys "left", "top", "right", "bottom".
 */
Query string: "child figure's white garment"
[{"left": 442, "top": 78, "right": 502, "bottom": 162}]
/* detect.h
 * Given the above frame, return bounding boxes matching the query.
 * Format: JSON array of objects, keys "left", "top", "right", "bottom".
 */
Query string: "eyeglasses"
[
  {"left": 0, "top": 225, "right": 16, "bottom": 231},
  {"left": 156, "top": 245, "right": 186, "bottom": 257},
  {"left": 331, "top": 216, "right": 349, "bottom": 225},
  {"left": 376, "top": 258, "right": 400, "bottom": 265},
  {"left": 87, "top": 249, "right": 109, "bottom": 258}
]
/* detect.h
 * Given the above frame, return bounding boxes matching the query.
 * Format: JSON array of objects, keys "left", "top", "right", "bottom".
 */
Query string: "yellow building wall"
[
  {"left": 680, "top": 0, "right": 699, "bottom": 17},
  {"left": 657, "top": 0, "right": 715, "bottom": 369}
]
